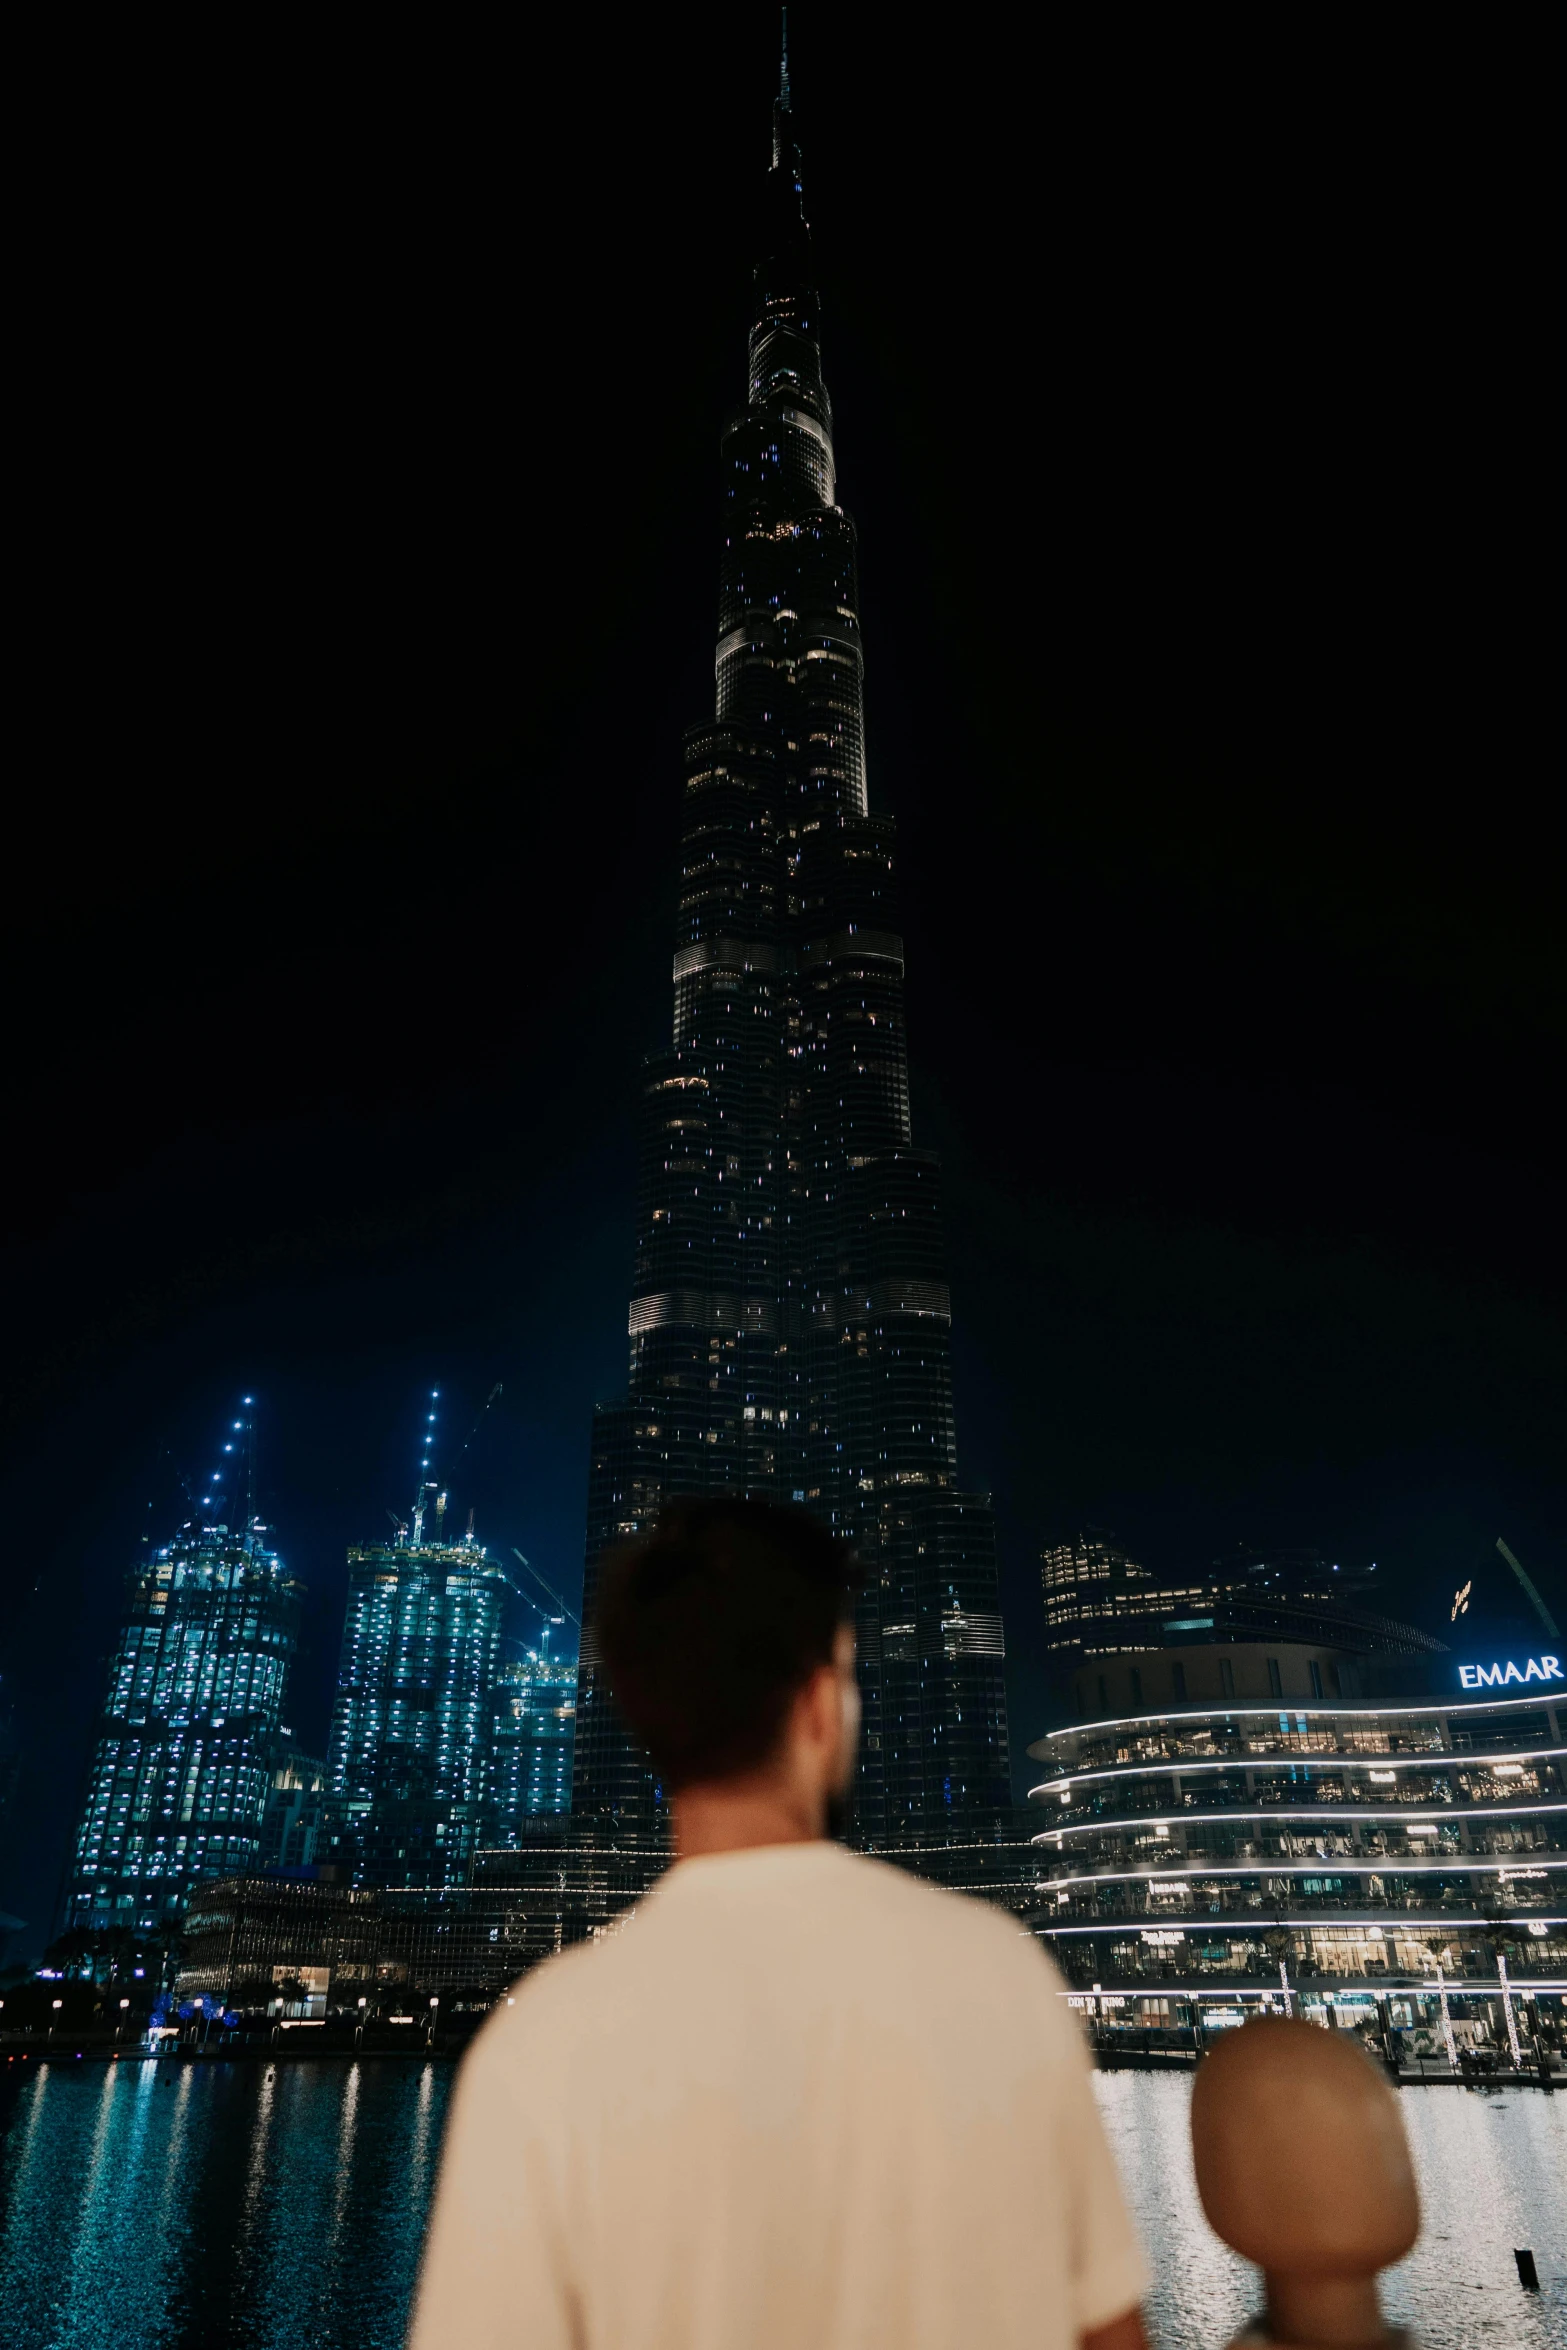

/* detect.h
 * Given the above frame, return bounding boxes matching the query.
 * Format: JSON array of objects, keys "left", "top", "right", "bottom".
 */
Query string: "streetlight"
[{"left": 427, "top": 1995, "right": 440, "bottom": 2047}]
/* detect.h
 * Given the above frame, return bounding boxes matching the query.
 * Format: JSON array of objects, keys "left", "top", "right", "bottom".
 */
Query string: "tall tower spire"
[
  {"left": 573, "top": 39, "right": 1012, "bottom": 1874},
  {"left": 772, "top": 6, "right": 794, "bottom": 169}
]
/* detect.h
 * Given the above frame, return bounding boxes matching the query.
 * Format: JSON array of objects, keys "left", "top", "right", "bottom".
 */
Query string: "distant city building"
[
  {"left": 1025, "top": 1651, "right": 1566, "bottom": 2067},
  {"left": 325, "top": 1517, "right": 511, "bottom": 1890},
  {"left": 572, "top": 43, "right": 1009, "bottom": 1863},
  {"left": 1041, "top": 1534, "right": 1445, "bottom": 1664},
  {"left": 259, "top": 1746, "right": 326, "bottom": 1872},
  {"left": 67, "top": 1520, "right": 303, "bottom": 1933},
  {"left": 175, "top": 1875, "right": 377, "bottom": 2014},
  {"left": 472, "top": 1824, "right": 669, "bottom": 1963},
  {"left": 1063, "top": 1639, "right": 1388, "bottom": 1720},
  {"left": 175, "top": 1873, "right": 531, "bottom": 2014},
  {"left": 485, "top": 1643, "right": 576, "bottom": 1838}
]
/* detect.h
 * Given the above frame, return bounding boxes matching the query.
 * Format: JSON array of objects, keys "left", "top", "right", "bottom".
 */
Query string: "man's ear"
[{"left": 796, "top": 1659, "right": 839, "bottom": 1753}]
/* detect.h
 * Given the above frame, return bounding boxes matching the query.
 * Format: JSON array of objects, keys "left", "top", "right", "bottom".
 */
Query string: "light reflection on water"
[
  {"left": 1093, "top": 2071, "right": 1567, "bottom": 2349},
  {"left": 0, "top": 2057, "right": 451, "bottom": 2350},
  {"left": 0, "top": 2056, "right": 1561, "bottom": 2346},
  {"left": 1092, "top": 2072, "right": 1253, "bottom": 2346}
]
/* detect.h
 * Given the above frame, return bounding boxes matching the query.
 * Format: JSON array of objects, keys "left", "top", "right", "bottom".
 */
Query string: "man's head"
[{"left": 595, "top": 1498, "right": 861, "bottom": 1844}]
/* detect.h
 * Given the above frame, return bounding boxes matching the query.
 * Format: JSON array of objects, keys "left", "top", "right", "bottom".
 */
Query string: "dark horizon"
[{"left": 3, "top": 13, "right": 1560, "bottom": 1963}]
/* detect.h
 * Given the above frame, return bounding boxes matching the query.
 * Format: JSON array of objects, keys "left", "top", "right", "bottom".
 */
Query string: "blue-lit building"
[
  {"left": 485, "top": 1642, "right": 577, "bottom": 1838},
  {"left": 326, "top": 1525, "right": 512, "bottom": 1889},
  {"left": 67, "top": 1520, "right": 303, "bottom": 1933}
]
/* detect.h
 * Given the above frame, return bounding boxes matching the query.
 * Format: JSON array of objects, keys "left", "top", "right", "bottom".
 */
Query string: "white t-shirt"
[{"left": 410, "top": 1842, "right": 1148, "bottom": 2350}]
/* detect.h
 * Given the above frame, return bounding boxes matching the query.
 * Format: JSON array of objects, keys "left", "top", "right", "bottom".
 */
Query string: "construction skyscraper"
[{"left": 68, "top": 1517, "right": 303, "bottom": 1933}]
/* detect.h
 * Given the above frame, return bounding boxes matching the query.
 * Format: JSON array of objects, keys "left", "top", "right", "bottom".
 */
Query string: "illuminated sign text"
[{"left": 1458, "top": 1656, "right": 1563, "bottom": 1690}]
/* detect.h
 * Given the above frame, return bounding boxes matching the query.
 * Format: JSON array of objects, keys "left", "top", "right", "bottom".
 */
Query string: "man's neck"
[{"left": 670, "top": 1778, "right": 824, "bottom": 1860}]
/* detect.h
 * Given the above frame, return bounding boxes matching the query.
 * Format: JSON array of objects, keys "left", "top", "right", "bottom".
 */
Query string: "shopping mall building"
[{"left": 1026, "top": 1584, "right": 1565, "bottom": 2069}]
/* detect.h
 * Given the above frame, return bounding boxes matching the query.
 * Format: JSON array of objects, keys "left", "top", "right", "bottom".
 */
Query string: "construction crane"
[
  {"left": 1496, "top": 1537, "right": 1561, "bottom": 1642},
  {"left": 512, "top": 1550, "right": 581, "bottom": 1631}
]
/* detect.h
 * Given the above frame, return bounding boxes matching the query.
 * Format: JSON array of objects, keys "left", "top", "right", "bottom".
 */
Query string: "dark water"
[
  {"left": 0, "top": 2057, "right": 448, "bottom": 2349},
  {"left": 1, "top": 2056, "right": 1562, "bottom": 2347}
]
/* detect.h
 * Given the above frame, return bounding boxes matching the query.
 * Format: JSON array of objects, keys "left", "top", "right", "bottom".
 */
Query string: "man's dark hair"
[{"left": 594, "top": 1497, "right": 859, "bottom": 1790}]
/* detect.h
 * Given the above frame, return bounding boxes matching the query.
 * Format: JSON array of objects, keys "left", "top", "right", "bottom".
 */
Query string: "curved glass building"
[{"left": 1027, "top": 1640, "right": 1566, "bottom": 2071}]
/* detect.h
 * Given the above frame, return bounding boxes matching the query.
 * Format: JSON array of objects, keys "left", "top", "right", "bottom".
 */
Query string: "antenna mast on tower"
[{"left": 408, "top": 1388, "right": 441, "bottom": 1548}]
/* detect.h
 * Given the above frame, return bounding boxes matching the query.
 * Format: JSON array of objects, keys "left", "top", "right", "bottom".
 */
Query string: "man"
[{"left": 411, "top": 1499, "right": 1149, "bottom": 2350}]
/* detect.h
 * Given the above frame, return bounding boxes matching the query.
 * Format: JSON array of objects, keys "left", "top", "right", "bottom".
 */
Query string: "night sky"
[{"left": 4, "top": 17, "right": 1558, "bottom": 1960}]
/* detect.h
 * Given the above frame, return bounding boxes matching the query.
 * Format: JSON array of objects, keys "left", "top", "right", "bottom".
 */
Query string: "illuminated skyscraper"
[
  {"left": 67, "top": 1519, "right": 303, "bottom": 1932},
  {"left": 573, "top": 43, "right": 1010, "bottom": 1855},
  {"left": 326, "top": 1522, "right": 512, "bottom": 1888},
  {"left": 484, "top": 1641, "right": 577, "bottom": 1839}
]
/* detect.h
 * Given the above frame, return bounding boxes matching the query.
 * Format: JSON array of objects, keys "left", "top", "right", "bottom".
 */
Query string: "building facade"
[
  {"left": 326, "top": 1535, "right": 512, "bottom": 1889},
  {"left": 1026, "top": 1651, "right": 1566, "bottom": 2066},
  {"left": 572, "top": 42, "right": 1009, "bottom": 1861},
  {"left": 1041, "top": 1535, "right": 1447, "bottom": 1671},
  {"left": 259, "top": 1747, "right": 327, "bottom": 1871},
  {"left": 176, "top": 1875, "right": 380, "bottom": 2013},
  {"left": 174, "top": 1834, "right": 659, "bottom": 2021},
  {"left": 67, "top": 1520, "right": 303, "bottom": 1933},
  {"left": 472, "top": 1825, "right": 679, "bottom": 1965},
  {"left": 176, "top": 1872, "right": 541, "bottom": 2016}
]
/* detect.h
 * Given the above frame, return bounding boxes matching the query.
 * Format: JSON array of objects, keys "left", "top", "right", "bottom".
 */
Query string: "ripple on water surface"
[
  {"left": 1, "top": 2056, "right": 1562, "bottom": 2346},
  {"left": 1092, "top": 2070, "right": 1567, "bottom": 2350},
  {"left": 0, "top": 2057, "right": 452, "bottom": 2350}
]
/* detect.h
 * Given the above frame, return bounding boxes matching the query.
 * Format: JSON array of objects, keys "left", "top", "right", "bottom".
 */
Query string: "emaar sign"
[{"left": 1458, "top": 1655, "right": 1563, "bottom": 1690}]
